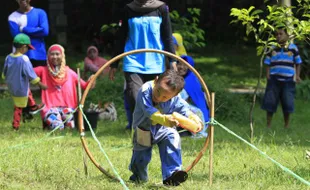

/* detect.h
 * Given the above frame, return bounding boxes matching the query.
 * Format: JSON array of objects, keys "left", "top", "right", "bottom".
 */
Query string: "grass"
[{"left": 0, "top": 45, "right": 310, "bottom": 189}]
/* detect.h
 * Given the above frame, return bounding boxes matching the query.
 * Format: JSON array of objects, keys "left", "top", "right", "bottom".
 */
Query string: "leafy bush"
[
  {"left": 85, "top": 73, "right": 124, "bottom": 110},
  {"left": 296, "top": 79, "right": 310, "bottom": 100},
  {"left": 298, "top": 41, "right": 310, "bottom": 79},
  {"left": 204, "top": 73, "right": 251, "bottom": 123},
  {"left": 169, "top": 8, "right": 206, "bottom": 51}
]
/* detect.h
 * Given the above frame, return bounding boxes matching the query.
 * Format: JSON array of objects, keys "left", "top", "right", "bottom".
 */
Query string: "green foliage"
[
  {"left": 230, "top": 1, "right": 310, "bottom": 56},
  {"left": 100, "top": 23, "right": 119, "bottom": 34},
  {"left": 0, "top": 91, "right": 11, "bottom": 99},
  {"left": 296, "top": 79, "right": 310, "bottom": 100},
  {"left": 298, "top": 42, "right": 310, "bottom": 78},
  {"left": 205, "top": 74, "right": 250, "bottom": 123},
  {"left": 85, "top": 73, "right": 124, "bottom": 109},
  {"left": 170, "top": 8, "right": 206, "bottom": 51},
  {"left": 0, "top": 95, "right": 310, "bottom": 189}
]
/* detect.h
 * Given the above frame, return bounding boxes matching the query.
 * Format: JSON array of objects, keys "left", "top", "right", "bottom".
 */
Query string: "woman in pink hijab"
[
  {"left": 34, "top": 44, "right": 94, "bottom": 130},
  {"left": 84, "top": 46, "right": 109, "bottom": 77}
]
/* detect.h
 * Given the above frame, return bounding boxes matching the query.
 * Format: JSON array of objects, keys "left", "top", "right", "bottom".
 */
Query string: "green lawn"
[{"left": 0, "top": 46, "right": 309, "bottom": 189}]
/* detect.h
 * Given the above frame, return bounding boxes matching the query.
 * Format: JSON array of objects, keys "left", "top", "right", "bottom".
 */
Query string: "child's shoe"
[
  {"left": 129, "top": 174, "right": 147, "bottom": 183},
  {"left": 29, "top": 103, "right": 45, "bottom": 115},
  {"left": 163, "top": 170, "right": 188, "bottom": 186}
]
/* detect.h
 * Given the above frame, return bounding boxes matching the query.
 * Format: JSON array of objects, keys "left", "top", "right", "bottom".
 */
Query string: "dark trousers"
[{"left": 124, "top": 72, "right": 160, "bottom": 122}]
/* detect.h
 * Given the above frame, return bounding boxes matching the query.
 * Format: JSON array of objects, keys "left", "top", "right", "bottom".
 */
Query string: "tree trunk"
[{"left": 281, "top": 0, "right": 291, "bottom": 6}]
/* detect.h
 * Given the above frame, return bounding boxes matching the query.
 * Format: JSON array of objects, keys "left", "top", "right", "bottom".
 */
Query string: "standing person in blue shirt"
[
  {"left": 109, "top": 0, "right": 177, "bottom": 130},
  {"left": 261, "top": 28, "right": 302, "bottom": 129},
  {"left": 3, "top": 34, "right": 47, "bottom": 130},
  {"left": 129, "top": 70, "right": 202, "bottom": 186},
  {"left": 8, "top": 0, "right": 49, "bottom": 67}
]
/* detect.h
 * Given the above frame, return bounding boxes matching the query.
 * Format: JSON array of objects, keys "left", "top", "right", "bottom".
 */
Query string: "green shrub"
[
  {"left": 170, "top": 8, "right": 206, "bottom": 51},
  {"left": 204, "top": 73, "right": 251, "bottom": 123},
  {"left": 296, "top": 79, "right": 310, "bottom": 100},
  {"left": 85, "top": 73, "right": 124, "bottom": 109}
]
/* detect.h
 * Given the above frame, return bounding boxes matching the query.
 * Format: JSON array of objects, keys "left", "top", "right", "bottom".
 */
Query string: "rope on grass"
[
  {"left": 79, "top": 105, "right": 129, "bottom": 190},
  {"left": 0, "top": 106, "right": 79, "bottom": 153},
  {"left": 212, "top": 119, "right": 310, "bottom": 186}
]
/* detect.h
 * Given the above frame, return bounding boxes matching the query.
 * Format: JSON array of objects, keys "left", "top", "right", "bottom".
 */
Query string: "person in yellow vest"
[{"left": 172, "top": 33, "right": 187, "bottom": 56}]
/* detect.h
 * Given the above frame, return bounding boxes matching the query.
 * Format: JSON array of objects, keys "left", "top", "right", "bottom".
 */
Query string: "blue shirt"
[
  {"left": 123, "top": 16, "right": 165, "bottom": 74},
  {"left": 133, "top": 81, "right": 190, "bottom": 150},
  {"left": 3, "top": 54, "right": 39, "bottom": 98},
  {"left": 264, "top": 43, "right": 302, "bottom": 81},
  {"left": 8, "top": 7, "right": 49, "bottom": 61}
]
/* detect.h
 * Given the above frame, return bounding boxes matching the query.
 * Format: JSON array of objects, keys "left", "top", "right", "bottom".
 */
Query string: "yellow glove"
[
  {"left": 151, "top": 111, "right": 179, "bottom": 127},
  {"left": 188, "top": 113, "right": 203, "bottom": 132},
  {"left": 172, "top": 112, "right": 203, "bottom": 133}
]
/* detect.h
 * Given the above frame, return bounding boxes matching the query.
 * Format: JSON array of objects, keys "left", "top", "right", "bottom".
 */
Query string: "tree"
[{"left": 230, "top": 0, "right": 310, "bottom": 141}]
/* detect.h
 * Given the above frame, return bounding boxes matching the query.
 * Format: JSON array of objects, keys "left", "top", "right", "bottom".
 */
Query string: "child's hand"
[
  {"left": 38, "top": 82, "right": 48, "bottom": 90},
  {"left": 165, "top": 114, "right": 179, "bottom": 127},
  {"left": 296, "top": 76, "right": 302, "bottom": 83},
  {"left": 189, "top": 114, "right": 203, "bottom": 133}
]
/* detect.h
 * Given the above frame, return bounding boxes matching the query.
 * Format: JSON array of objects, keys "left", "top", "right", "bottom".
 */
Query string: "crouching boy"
[{"left": 129, "top": 70, "right": 202, "bottom": 186}]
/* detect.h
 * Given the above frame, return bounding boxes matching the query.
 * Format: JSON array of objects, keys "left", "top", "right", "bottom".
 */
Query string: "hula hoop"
[{"left": 78, "top": 49, "right": 212, "bottom": 181}]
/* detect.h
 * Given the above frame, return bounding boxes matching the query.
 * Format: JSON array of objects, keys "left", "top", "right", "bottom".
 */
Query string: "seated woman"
[
  {"left": 177, "top": 55, "right": 209, "bottom": 138},
  {"left": 34, "top": 44, "right": 94, "bottom": 130},
  {"left": 84, "top": 46, "right": 109, "bottom": 78},
  {"left": 172, "top": 33, "right": 187, "bottom": 56}
]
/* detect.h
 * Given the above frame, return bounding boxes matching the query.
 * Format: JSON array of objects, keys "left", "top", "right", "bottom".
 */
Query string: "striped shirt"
[{"left": 264, "top": 43, "right": 302, "bottom": 81}]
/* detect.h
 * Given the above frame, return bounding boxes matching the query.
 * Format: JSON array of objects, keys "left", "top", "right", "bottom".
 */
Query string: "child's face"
[
  {"left": 152, "top": 78, "right": 179, "bottom": 103},
  {"left": 275, "top": 29, "right": 288, "bottom": 44},
  {"left": 48, "top": 50, "right": 62, "bottom": 66},
  {"left": 20, "top": 45, "right": 29, "bottom": 54},
  {"left": 88, "top": 49, "right": 97, "bottom": 60}
]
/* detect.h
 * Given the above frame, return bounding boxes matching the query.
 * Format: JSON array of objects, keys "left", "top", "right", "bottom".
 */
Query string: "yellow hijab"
[{"left": 173, "top": 33, "right": 187, "bottom": 56}]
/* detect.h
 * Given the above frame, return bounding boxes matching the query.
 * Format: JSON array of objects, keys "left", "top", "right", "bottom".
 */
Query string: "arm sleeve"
[
  {"left": 111, "top": 7, "right": 129, "bottom": 68},
  {"left": 22, "top": 10, "right": 49, "bottom": 37},
  {"left": 8, "top": 20, "right": 20, "bottom": 37},
  {"left": 264, "top": 53, "right": 271, "bottom": 65},
  {"left": 150, "top": 111, "right": 175, "bottom": 127},
  {"left": 84, "top": 58, "right": 100, "bottom": 73},
  {"left": 33, "top": 66, "right": 42, "bottom": 77},
  {"left": 293, "top": 46, "right": 302, "bottom": 64},
  {"left": 22, "top": 56, "right": 40, "bottom": 84},
  {"left": 159, "top": 5, "right": 176, "bottom": 63},
  {"left": 172, "top": 96, "right": 191, "bottom": 117},
  {"left": 2, "top": 56, "right": 9, "bottom": 79},
  {"left": 71, "top": 69, "right": 88, "bottom": 89}
]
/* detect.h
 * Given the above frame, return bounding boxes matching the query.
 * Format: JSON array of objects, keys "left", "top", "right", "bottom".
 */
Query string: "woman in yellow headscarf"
[{"left": 172, "top": 33, "right": 187, "bottom": 56}]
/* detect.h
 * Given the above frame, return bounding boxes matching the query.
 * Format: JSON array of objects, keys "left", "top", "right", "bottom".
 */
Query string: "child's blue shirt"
[
  {"left": 132, "top": 81, "right": 190, "bottom": 150},
  {"left": 3, "top": 54, "right": 40, "bottom": 107},
  {"left": 264, "top": 43, "right": 302, "bottom": 81}
]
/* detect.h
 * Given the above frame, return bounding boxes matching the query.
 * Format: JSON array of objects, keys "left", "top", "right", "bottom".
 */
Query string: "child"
[
  {"left": 177, "top": 55, "right": 209, "bottom": 138},
  {"left": 261, "top": 28, "right": 302, "bottom": 128},
  {"left": 129, "top": 70, "right": 202, "bottom": 186},
  {"left": 2, "top": 33, "right": 47, "bottom": 130}
]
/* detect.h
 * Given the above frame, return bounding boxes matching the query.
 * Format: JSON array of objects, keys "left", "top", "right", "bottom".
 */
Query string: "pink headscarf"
[
  {"left": 84, "top": 46, "right": 109, "bottom": 74},
  {"left": 47, "top": 44, "right": 68, "bottom": 85}
]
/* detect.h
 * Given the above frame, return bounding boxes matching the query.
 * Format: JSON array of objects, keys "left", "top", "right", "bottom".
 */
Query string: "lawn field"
[{"left": 0, "top": 45, "right": 309, "bottom": 189}]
